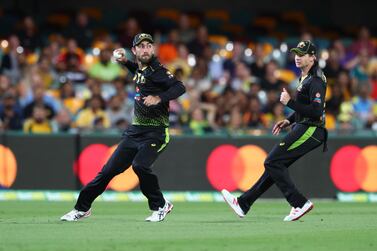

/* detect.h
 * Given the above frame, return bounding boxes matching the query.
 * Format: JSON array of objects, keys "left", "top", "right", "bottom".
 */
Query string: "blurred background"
[
  {"left": 0, "top": 0, "right": 376, "bottom": 135},
  {"left": 0, "top": 0, "right": 376, "bottom": 198}
]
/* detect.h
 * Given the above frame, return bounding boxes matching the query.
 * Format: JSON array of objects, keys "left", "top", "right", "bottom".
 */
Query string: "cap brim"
[
  {"left": 290, "top": 48, "right": 305, "bottom": 56},
  {"left": 134, "top": 38, "right": 154, "bottom": 46}
]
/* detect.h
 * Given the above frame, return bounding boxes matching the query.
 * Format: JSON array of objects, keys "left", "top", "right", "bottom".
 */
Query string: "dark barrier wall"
[
  {"left": 156, "top": 137, "right": 332, "bottom": 197},
  {"left": 5, "top": 134, "right": 77, "bottom": 189},
  {"left": 0, "top": 133, "right": 376, "bottom": 198}
]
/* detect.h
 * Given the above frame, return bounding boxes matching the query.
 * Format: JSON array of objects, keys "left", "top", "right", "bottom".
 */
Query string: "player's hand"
[
  {"left": 113, "top": 48, "right": 127, "bottom": 63},
  {"left": 143, "top": 95, "right": 161, "bottom": 106},
  {"left": 280, "top": 88, "right": 291, "bottom": 105},
  {"left": 272, "top": 119, "right": 290, "bottom": 135}
]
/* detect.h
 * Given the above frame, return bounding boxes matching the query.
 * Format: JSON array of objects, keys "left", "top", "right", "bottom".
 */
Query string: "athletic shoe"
[
  {"left": 60, "top": 208, "right": 91, "bottom": 222},
  {"left": 284, "top": 200, "right": 314, "bottom": 221},
  {"left": 145, "top": 200, "right": 174, "bottom": 222},
  {"left": 221, "top": 189, "right": 245, "bottom": 218}
]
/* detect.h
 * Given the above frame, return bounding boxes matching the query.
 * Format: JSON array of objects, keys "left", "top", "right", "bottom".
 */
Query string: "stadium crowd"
[{"left": 0, "top": 11, "right": 376, "bottom": 135}]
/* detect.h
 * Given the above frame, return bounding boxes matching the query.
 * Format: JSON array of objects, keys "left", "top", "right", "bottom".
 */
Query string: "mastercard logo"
[
  {"left": 75, "top": 144, "right": 139, "bottom": 191},
  {"left": 206, "top": 145, "right": 267, "bottom": 192},
  {"left": 0, "top": 144, "right": 17, "bottom": 188},
  {"left": 330, "top": 145, "right": 377, "bottom": 192}
]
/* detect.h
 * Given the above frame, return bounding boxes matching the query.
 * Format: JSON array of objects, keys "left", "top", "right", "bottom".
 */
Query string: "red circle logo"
[
  {"left": 206, "top": 145, "right": 267, "bottom": 191},
  {"left": 0, "top": 145, "right": 17, "bottom": 188},
  {"left": 75, "top": 144, "right": 139, "bottom": 191},
  {"left": 330, "top": 145, "right": 377, "bottom": 192}
]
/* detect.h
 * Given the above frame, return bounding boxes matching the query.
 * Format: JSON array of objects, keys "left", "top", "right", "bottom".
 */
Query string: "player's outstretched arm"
[{"left": 113, "top": 48, "right": 138, "bottom": 73}]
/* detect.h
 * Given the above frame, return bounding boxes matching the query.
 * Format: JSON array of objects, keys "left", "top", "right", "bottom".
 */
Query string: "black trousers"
[
  {"left": 75, "top": 126, "right": 169, "bottom": 211},
  {"left": 238, "top": 124, "right": 325, "bottom": 213}
]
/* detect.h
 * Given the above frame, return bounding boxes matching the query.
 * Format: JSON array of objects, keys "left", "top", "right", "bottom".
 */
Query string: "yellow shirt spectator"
[
  {"left": 23, "top": 119, "right": 54, "bottom": 133},
  {"left": 23, "top": 105, "right": 56, "bottom": 133},
  {"left": 76, "top": 108, "right": 110, "bottom": 129}
]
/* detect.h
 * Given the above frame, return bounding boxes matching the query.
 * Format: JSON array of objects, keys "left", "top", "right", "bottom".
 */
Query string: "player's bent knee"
[
  {"left": 132, "top": 165, "right": 150, "bottom": 175},
  {"left": 264, "top": 158, "right": 273, "bottom": 169},
  {"left": 264, "top": 159, "right": 281, "bottom": 173}
]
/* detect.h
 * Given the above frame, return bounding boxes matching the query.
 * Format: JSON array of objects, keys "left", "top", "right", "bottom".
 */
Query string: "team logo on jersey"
[
  {"left": 133, "top": 72, "right": 146, "bottom": 84},
  {"left": 313, "top": 92, "right": 321, "bottom": 103},
  {"left": 166, "top": 71, "right": 174, "bottom": 79},
  {"left": 135, "top": 93, "right": 141, "bottom": 101}
]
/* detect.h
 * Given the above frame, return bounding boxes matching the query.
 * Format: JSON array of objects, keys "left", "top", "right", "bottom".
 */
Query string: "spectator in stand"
[
  {"left": 88, "top": 48, "right": 123, "bottom": 82},
  {"left": 223, "top": 41, "right": 245, "bottom": 78},
  {"left": 75, "top": 95, "right": 110, "bottom": 131},
  {"left": 23, "top": 105, "right": 56, "bottom": 133},
  {"left": 337, "top": 70, "right": 354, "bottom": 101},
  {"left": 59, "top": 80, "right": 84, "bottom": 115},
  {"left": 337, "top": 100, "right": 357, "bottom": 131},
  {"left": 262, "top": 101, "right": 286, "bottom": 129},
  {"left": 326, "top": 83, "right": 344, "bottom": 117},
  {"left": 0, "top": 92, "right": 23, "bottom": 131},
  {"left": 118, "top": 17, "right": 140, "bottom": 48},
  {"left": 167, "top": 43, "right": 191, "bottom": 81},
  {"left": 177, "top": 13, "right": 195, "bottom": 44},
  {"left": 42, "top": 40, "right": 63, "bottom": 66},
  {"left": 323, "top": 48, "right": 344, "bottom": 81},
  {"left": 58, "top": 39, "right": 84, "bottom": 67},
  {"left": 231, "top": 60, "right": 256, "bottom": 93},
  {"left": 63, "top": 53, "right": 87, "bottom": 84},
  {"left": 0, "top": 35, "right": 25, "bottom": 84},
  {"left": 214, "top": 87, "right": 234, "bottom": 127},
  {"left": 350, "top": 26, "right": 375, "bottom": 57},
  {"left": 262, "top": 90, "right": 279, "bottom": 114},
  {"left": 158, "top": 29, "right": 179, "bottom": 64},
  {"left": 36, "top": 57, "right": 58, "bottom": 89},
  {"left": 260, "top": 60, "right": 285, "bottom": 92},
  {"left": 204, "top": 45, "right": 223, "bottom": 80},
  {"left": 332, "top": 39, "right": 350, "bottom": 67},
  {"left": 352, "top": 83, "right": 374, "bottom": 128},
  {"left": 0, "top": 75, "right": 12, "bottom": 97},
  {"left": 270, "top": 102, "right": 286, "bottom": 126},
  {"left": 17, "top": 16, "right": 42, "bottom": 54},
  {"left": 186, "top": 61, "right": 212, "bottom": 93},
  {"left": 66, "top": 12, "right": 93, "bottom": 50},
  {"left": 168, "top": 93, "right": 184, "bottom": 129},
  {"left": 189, "top": 104, "right": 216, "bottom": 135},
  {"left": 112, "top": 78, "right": 134, "bottom": 110},
  {"left": 300, "top": 31, "right": 313, "bottom": 41},
  {"left": 106, "top": 94, "right": 132, "bottom": 130},
  {"left": 55, "top": 108, "right": 73, "bottom": 132},
  {"left": 243, "top": 96, "right": 264, "bottom": 128},
  {"left": 249, "top": 44, "right": 266, "bottom": 79},
  {"left": 248, "top": 82, "right": 262, "bottom": 101},
  {"left": 349, "top": 49, "right": 371, "bottom": 84},
  {"left": 80, "top": 78, "right": 104, "bottom": 102},
  {"left": 23, "top": 86, "right": 56, "bottom": 119},
  {"left": 227, "top": 106, "right": 244, "bottom": 134},
  {"left": 188, "top": 25, "right": 211, "bottom": 58},
  {"left": 369, "top": 60, "right": 377, "bottom": 100}
]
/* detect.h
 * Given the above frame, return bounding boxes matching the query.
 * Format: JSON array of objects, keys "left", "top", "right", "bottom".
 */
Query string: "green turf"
[{"left": 0, "top": 201, "right": 376, "bottom": 251}]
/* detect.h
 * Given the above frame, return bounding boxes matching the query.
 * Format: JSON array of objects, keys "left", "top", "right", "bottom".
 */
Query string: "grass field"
[{"left": 0, "top": 200, "right": 376, "bottom": 251}]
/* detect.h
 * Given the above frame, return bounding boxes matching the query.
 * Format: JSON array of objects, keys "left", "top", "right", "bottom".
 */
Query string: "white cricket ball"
[{"left": 113, "top": 48, "right": 125, "bottom": 59}]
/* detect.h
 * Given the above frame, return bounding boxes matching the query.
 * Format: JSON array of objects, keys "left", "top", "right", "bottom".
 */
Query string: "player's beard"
[{"left": 137, "top": 53, "right": 153, "bottom": 64}]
